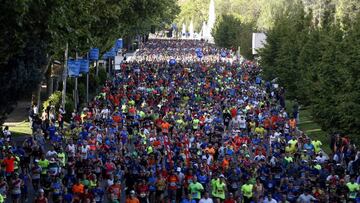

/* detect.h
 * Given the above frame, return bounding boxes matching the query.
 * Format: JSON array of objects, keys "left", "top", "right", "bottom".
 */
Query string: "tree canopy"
[
  {"left": 0, "top": 0, "right": 179, "bottom": 117},
  {"left": 258, "top": 1, "right": 360, "bottom": 143},
  {"left": 212, "top": 14, "right": 255, "bottom": 59}
]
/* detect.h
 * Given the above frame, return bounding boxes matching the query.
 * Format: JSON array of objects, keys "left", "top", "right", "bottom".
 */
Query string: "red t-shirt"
[
  {"left": 109, "top": 184, "right": 121, "bottom": 199},
  {"left": 3, "top": 157, "right": 15, "bottom": 173},
  {"left": 167, "top": 175, "right": 178, "bottom": 190},
  {"left": 230, "top": 108, "right": 237, "bottom": 118},
  {"left": 224, "top": 199, "right": 236, "bottom": 203}
]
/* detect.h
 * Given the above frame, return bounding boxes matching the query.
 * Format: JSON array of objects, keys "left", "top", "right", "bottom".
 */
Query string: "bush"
[
  {"left": 43, "top": 91, "right": 62, "bottom": 111},
  {"left": 64, "top": 93, "right": 75, "bottom": 121}
]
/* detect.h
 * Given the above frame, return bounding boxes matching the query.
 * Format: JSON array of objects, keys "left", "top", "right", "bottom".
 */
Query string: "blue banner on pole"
[
  {"left": 79, "top": 59, "right": 89, "bottom": 73},
  {"left": 68, "top": 60, "right": 80, "bottom": 77},
  {"left": 115, "top": 39, "right": 123, "bottom": 50},
  {"left": 108, "top": 49, "right": 117, "bottom": 57},
  {"left": 89, "top": 48, "right": 99, "bottom": 60}
]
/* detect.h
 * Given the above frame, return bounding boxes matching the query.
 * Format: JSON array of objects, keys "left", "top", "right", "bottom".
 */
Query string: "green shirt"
[
  {"left": 284, "top": 156, "right": 293, "bottom": 163},
  {"left": 211, "top": 179, "right": 220, "bottom": 197},
  {"left": 189, "top": 182, "right": 204, "bottom": 200},
  {"left": 81, "top": 179, "right": 90, "bottom": 187},
  {"left": 241, "top": 184, "right": 253, "bottom": 198},
  {"left": 192, "top": 119, "right": 200, "bottom": 129},
  {"left": 312, "top": 140, "right": 322, "bottom": 153},
  {"left": 38, "top": 159, "right": 49, "bottom": 174},
  {"left": 216, "top": 182, "right": 226, "bottom": 199},
  {"left": 346, "top": 182, "right": 359, "bottom": 199},
  {"left": 58, "top": 152, "right": 66, "bottom": 167}
]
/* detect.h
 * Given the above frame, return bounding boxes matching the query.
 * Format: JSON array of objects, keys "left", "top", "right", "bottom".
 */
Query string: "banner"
[
  {"left": 102, "top": 50, "right": 116, "bottom": 60},
  {"left": 115, "top": 38, "right": 123, "bottom": 50},
  {"left": 79, "top": 59, "right": 89, "bottom": 73},
  {"left": 68, "top": 60, "right": 80, "bottom": 77},
  {"left": 89, "top": 48, "right": 99, "bottom": 60},
  {"left": 114, "top": 56, "right": 122, "bottom": 70},
  {"left": 252, "top": 33, "right": 267, "bottom": 55}
]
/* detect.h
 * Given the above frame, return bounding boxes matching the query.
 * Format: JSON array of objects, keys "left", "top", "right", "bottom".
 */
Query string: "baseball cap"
[{"left": 39, "top": 189, "right": 44, "bottom": 193}]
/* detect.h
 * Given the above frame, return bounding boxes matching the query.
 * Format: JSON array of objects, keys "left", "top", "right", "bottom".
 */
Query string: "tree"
[
  {"left": 0, "top": 0, "right": 179, "bottom": 122},
  {"left": 212, "top": 14, "right": 255, "bottom": 59}
]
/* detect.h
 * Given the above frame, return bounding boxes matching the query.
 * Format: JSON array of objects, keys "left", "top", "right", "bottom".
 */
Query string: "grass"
[
  {"left": 6, "top": 120, "right": 32, "bottom": 136},
  {"left": 286, "top": 100, "right": 331, "bottom": 154}
]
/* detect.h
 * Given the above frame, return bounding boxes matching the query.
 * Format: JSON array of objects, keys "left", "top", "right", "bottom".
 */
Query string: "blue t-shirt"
[
  {"left": 181, "top": 199, "right": 197, "bottom": 203},
  {"left": 48, "top": 126, "right": 56, "bottom": 138},
  {"left": 148, "top": 176, "right": 157, "bottom": 191},
  {"left": 63, "top": 193, "right": 73, "bottom": 203},
  {"left": 93, "top": 188, "right": 104, "bottom": 202},
  {"left": 80, "top": 131, "right": 89, "bottom": 140}
]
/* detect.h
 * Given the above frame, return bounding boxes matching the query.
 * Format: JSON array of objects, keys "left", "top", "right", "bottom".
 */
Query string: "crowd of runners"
[{"left": 0, "top": 39, "right": 359, "bottom": 203}]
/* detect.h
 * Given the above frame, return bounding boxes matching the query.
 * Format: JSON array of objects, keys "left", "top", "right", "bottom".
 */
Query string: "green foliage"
[
  {"left": 259, "top": 5, "right": 360, "bottom": 146},
  {"left": 0, "top": 0, "right": 179, "bottom": 122},
  {"left": 64, "top": 93, "right": 75, "bottom": 121},
  {"left": 43, "top": 91, "right": 62, "bottom": 111},
  {"left": 212, "top": 14, "right": 255, "bottom": 59}
]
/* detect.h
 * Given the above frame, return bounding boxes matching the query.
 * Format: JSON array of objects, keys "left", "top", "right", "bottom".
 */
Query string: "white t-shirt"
[
  {"left": 46, "top": 150, "right": 58, "bottom": 158},
  {"left": 297, "top": 194, "right": 317, "bottom": 203},
  {"left": 239, "top": 118, "right": 247, "bottom": 129},
  {"left": 67, "top": 144, "right": 76, "bottom": 156},
  {"left": 101, "top": 108, "right": 110, "bottom": 119},
  {"left": 263, "top": 198, "right": 278, "bottom": 203},
  {"left": 316, "top": 155, "right": 328, "bottom": 164},
  {"left": 199, "top": 198, "right": 214, "bottom": 203},
  {"left": 33, "top": 106, "right": 39, "bottom": 115}
]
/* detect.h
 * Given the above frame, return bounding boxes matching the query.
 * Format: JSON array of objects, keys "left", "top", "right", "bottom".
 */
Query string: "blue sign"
[
  {"left": 79, "top": 59, "right": 89, "bottom": 73},
  {"left": 221, "top": 51, "right": 227, "bottom": 58},
  {"left": 108, "top": 50, "right": 117, "bottom": 57},
  {"left": 197, "top": 51, "right": 203, "bottom": 59},
  {"left": 195, "top": 48, "right": 201, "bottom": 53},
  {"left": 169, "top": 59, "right": 176, "bottom": 66},
  {"left": 102, "top": 50, "right": 116, "bottom": 60},
  {"left": 89, "top": 48, "right": 99, "bottom": 60},
  {"left": 68, "top": 60, "right": 80, "bottom": 77},
  {"left": 115, "top": 39, "right": 123, "bottom": 50}
]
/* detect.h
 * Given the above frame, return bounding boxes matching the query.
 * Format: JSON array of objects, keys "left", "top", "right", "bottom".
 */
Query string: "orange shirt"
[
  {"left": 153, "top": 140, "right": 161, "bottom": 147},
  {"left": 222, "top": 158, "right": 230, "bottom": 169},
  {"left": 126, "top": 197, "right": 140, "bottom": 203},
  {"left": 113, "top": 115, "right": 121, "bottom": 123},
  {"left": 72, "top": 183, "right": 84, "bottom": 194},
  {"left": 161, "top": 122, "right": 170, "bottom": 133},
  {"left": 205, "top": 147, "right": 215, "bottom": 157},
  {"left": 264, "top": 118, "right": 271, "bottom": 129}
]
